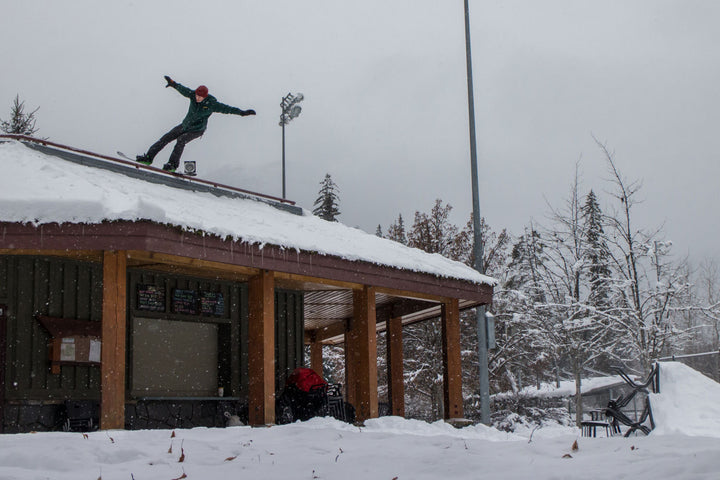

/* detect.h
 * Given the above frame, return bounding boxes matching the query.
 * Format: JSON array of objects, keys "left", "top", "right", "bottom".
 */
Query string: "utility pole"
[{"left": 464, "top": 0, "right": 490, "bottom": 425}]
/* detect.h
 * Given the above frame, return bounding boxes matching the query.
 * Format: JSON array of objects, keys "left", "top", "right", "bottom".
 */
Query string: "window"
[{"left": 131, "top": 318, "right": 218, "bottom": 397}]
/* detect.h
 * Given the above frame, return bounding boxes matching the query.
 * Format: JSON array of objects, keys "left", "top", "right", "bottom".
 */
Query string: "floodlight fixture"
[{"left": 279, "top": 92, "right": 306, "bottom": 199}]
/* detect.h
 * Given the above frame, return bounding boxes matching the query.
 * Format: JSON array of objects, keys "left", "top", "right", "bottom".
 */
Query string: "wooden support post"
[
  {"left": 343, "top": 321, "right": 357, "bottom": 408},
  {"left": 441, "top": 298, "right": 464, "bottom": 420},
  {"left": 352, "top": 286, "right": 378, "bottom": 423},
  {"left": 101, "top": 250, "right": 127, "bottom": 430},
  {"left": 310, "top": 340, "right": 324, "bottom": 377},
  {"left": 248, "top": 270, "right": 275, "bottom": 426},
  {"left": 386, "top": 316, "right": 405, "bottom": 417}
]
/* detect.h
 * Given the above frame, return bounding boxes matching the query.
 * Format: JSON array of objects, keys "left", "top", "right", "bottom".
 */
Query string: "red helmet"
[{"left": 195, "top": 85, "right": 209, "bottom": 98}]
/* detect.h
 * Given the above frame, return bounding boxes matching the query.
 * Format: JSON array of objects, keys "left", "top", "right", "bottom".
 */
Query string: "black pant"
[{"left": 146, "top": 124, "right": 203, "bottom": 168}]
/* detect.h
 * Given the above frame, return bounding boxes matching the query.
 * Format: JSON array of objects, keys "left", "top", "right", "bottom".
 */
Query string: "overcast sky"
[{"left": 2, "top": 0, "right": 719, "bottom": 263}]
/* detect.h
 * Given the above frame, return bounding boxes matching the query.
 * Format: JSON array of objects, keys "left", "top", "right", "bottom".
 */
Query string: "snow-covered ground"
[{"left": 0, "top": 362, "right": 718, "bottom": 479}]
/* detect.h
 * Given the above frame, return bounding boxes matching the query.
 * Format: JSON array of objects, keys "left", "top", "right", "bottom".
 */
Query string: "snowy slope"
[
  {"left": 0, "top": 141, "right": 495, "bottom": 286},
  {"left": 651, "top": 361, "right": 720, "bottom": 437}
]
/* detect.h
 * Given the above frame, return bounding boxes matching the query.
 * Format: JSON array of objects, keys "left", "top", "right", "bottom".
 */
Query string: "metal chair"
[{"left": 62, "top": 400, "right": 99, "bottom": 432}]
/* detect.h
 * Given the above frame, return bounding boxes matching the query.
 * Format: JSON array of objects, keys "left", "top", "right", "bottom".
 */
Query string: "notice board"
[{"left": 137, "top": 284, "right": 166, "bottom": 312}]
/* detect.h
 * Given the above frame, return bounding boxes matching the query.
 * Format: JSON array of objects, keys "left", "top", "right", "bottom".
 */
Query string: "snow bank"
[
  {"left": 362, "top": 416, "right": 520, "bottom": 441},
  {"left": 0, "top": 141, "right": 495, "bottom": 286},
  {"left": 0, "top": 363, "right": 718, "bottom": 478},
  {"left": 1, "top": 416, "right": 720, "bottom": 480},
  {"left": 651, "top": 361, "right": 720, "bottom": 437}
]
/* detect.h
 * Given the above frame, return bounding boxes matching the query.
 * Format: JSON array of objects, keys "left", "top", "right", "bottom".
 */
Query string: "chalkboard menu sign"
[
  {"left": 172, "top": 289, "right": 199, "bottom": 315},
  {"left": 200, "top": 291, "right": 225, "bottom": 316},
  {"left": 137, "top": 284, "right": 166, "bottom": 312}
]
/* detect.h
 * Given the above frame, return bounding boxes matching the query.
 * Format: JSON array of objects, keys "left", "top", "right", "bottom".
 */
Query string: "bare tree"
[
  {"left": 530, "top": 164, "right": 620, "bottom": 425},
  {"left": 596, "top": 138, "right": 693, "bottom": 374},
  {"left": 695, "top": 259, "right": 720, "bottom": 379}
]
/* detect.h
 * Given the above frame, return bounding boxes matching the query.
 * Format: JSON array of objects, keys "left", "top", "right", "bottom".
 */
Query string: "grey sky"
[{"left": 2, "top": 0, "right": 718, "bottom": 262}]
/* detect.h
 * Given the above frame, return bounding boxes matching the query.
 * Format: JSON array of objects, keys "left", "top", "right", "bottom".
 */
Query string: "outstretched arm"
[
  {"left": 213, "top": 101, "right": 256, "bottom": 116},
  {"left": 163, "top": 75, "right": 194, "bottom": 98}
]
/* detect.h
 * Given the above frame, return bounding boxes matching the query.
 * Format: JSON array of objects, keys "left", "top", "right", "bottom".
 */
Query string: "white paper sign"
[
  {"left": 89, "top": 339, "right": 102, "bottom": 363},
  {"left": 60, "top": 337, "right": 76, "bottom": 361}
]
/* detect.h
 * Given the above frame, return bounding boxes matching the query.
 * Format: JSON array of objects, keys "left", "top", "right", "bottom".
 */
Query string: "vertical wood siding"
[
  {"left": 2, "top": 256, "right": 103, "bottom": 400},
  {"left": 275, "top": 289, "right": 305, "bottom": 392},
  {"left": 1, "top": 257, "right": 304, "bottom": 406},
  {"left": 127, "top": 271, "right": 303, "bottom": 400}
]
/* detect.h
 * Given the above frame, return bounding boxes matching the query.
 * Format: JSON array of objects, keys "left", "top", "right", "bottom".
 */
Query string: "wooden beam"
[
  {"left": 100, "top": 250, "right": 127, "bottom": 430},
  {"left": 126, "top": 250, "right": 258, "bottom": 277},
  {"left": 310, "top": 321, "right": 349, "bottom": 344},
  {"left": 374, "top": 285, "right": 449, "bottom": 304},
  {"left": 0, "top": 249, "right": 103, "bottom": 262},
  {"left": 441, "top": 299, "right": 464, "bottom": 420},
  {"left": 351, "top": 286, "right": 378, "bottom": 423},
  {"left": 274, "top": 272, "right": 363, "bottom": 291},
  {"left": 386, "top": 316, "right": 405, "bottom": 417},
  {"left": 247, "top": 270, "right": 275, "bottom": 426}
]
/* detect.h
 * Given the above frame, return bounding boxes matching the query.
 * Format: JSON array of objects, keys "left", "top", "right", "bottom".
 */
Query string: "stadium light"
[{"left": 280, "top": 92, "right": 304, "bottom": 199}]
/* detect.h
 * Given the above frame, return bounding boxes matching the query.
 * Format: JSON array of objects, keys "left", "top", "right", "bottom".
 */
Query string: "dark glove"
[
  {"left": 164, "top": 75, "right": 176, "bottom": 88},
  {"left": 241, "top": 109, "right": 256, "bottom": 116}
]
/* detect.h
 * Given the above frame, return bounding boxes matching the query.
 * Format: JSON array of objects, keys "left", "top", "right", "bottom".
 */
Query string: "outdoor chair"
[
  {"left": 581, "top": 409, "right": 615, "bottom": 437},
  {"left": 602, "top": 364, "right": 659, "bottom": 437},
  {"left": 581, "top": 420, "right": 612, "bottom": 437},
  {"left": 327, "top": 384, "right": 346, "bottom": 421},
  {"left": 62, "top": 399, "right": 99, "bottom": 432}
]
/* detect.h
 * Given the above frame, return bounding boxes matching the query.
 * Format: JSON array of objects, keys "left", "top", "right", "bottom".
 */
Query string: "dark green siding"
[
  {"left": 275, "top": 289, "right": 305, "bottom": 392},
  {"left": 1, "top": 256, "right": 305, "bottom": 431},
  {"left": 127, "top": 270, "right": 238, "bottom": 397},
  {"left": 127, "top": 271, "right": 304, "bottom": 399},
  {"left": 2, "top": 256, "right": 103, "bottom": 401}
]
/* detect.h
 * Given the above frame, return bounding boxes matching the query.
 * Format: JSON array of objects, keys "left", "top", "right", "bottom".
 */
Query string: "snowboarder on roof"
[{"left": 136, "top": 76, "right": 256, "bottom": 172}]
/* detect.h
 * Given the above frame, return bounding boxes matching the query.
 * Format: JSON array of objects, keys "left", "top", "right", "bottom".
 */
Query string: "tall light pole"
[
  {"left": 464, "top": 0, "right": 490, "bottom": 425},
  {"left": 279, "top": 92, "right": 304, "bottom": 199}
]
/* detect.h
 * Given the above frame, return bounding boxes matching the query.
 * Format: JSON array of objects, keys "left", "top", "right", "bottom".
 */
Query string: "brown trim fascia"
[{"left": 0, "top": 220, "right": 493, "bottom": 302}]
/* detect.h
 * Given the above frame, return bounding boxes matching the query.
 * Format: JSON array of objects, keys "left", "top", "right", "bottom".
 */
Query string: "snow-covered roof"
[
  {"left": 492, "top": 375, "right": 631, "bottom": 401},
  {"left": 0, "top": 140, "right": 496, "bottom": 287}
]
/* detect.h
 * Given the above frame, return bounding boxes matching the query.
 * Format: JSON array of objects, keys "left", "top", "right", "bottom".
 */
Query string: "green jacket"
[{"left": 172, "top": 82, "right": 248, "bottom": 132}]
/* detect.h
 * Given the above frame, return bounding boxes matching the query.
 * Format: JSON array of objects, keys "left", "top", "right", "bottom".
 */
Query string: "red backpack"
[{"left": 286, "top": 367, "right": 327, "bottom": 393}]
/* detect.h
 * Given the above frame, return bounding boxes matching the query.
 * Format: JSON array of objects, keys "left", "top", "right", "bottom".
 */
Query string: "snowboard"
[{"left": 117, "top": 151, "right": 197, "bottom": 177}]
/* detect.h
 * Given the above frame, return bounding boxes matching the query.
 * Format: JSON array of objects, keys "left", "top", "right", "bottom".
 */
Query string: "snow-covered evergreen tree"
[
  {"left": 581, "top": 189, "right": 612, "bottom": 309},
  {"left": 312, "top": 174, "right": 340, "bottom": 222},
  {"left": 386, "top": 214, "right": 407, "bottom": 245},
  {"left": 1, "top": 95, "right": 40, "bottom": 135},
  {"left": 505, "top": 226, "right": 547, "bottom": 303}
]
